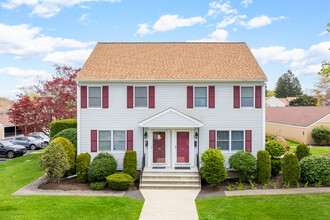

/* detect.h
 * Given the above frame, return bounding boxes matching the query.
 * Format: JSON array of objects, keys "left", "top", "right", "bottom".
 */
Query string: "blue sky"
[{"left": 0, "top": 0, "right": 329, "bottom": 99}]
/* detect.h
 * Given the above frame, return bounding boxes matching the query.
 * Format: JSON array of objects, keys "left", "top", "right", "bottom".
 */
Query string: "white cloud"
[
  {"left": 207, "top": 1, "right": 237, "bottom": 17},
  {"left": 1, "top": 0, "right": 121, "bottom": 18},
  {"left": 239, "top": 15, "right": 286, "bottom": 29},
  {"left": 78, "top": 13, "right": 93, "bottom": 25},
  {"left": 43, "top": 49, "right": 93, "bottom": 65},
  {"left": 319, "top": 31, "right": 328, "bottom": 36},
  {"left": 187, "top": 29, "right": 228, "bottom": 42},
  {"left": 217, "top": 15, "right": 247, "bottom": 28},
  {"left": 135, "top": 14, "right": 206, "bottom": 36},
  {"left": 240, "top": 0, "right": 252, "bottom": 8},
  {"left": 252, "top": 41, "right": 330, "bottom": 76},
  {"left": 0, "top": 23, "right": 95, "bottom": 58}
]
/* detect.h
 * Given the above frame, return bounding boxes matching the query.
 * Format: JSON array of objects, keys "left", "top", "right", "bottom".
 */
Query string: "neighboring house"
[
  {"left": 76, "top": 42, "right": 267, "bottom": 171},
  {"left": 0, "top": 98, "right": 13, "bottom": 115},
  {"left": 266, "top": 96, "right": 297, "bottom": 107},
  {"left": 0, "top": 114, "right": 20, "bottom": 140},
  {"left": 266, "top": 106, "right": 330, "bottom": 144}
]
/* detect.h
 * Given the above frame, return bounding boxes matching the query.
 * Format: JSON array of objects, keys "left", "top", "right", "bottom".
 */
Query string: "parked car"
[
  {"left": 10, "top": 136, "right": 44, "bottom": 150},
  {"left": 28, "top": 132, "right": 50, "bottom": 146},
  {"left": 0, "top": 141, "right": 26, "bottom": 159}
]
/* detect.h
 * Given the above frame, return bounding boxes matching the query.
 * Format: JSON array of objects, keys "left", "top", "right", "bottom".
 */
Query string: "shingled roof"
[{"left": 76, "top": 42, "right": 266, "bottom": 80}]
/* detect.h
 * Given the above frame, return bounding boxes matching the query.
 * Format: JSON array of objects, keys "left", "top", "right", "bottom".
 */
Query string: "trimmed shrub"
[
  {"left": 296, "top": 144, "right": 310, "bottom": 161},
  {"left": 51, "top": 128, "right": 77, "bottom": 149},
  {"left": 123, "top": 151, "right": 137, "bottom": 179},
  {"left": 106, "top": 173, "right": 134, "bottom": 190},
  {"left": 256, "top": 150, "right": 271, "bottom": 184},
  {"left": 265, "top": 133, "right": 273, "bottom": 142},
  {"left": 53, "top": 137, "right": 76, "bottom": 176},
  {"left": 200, "top": 148, "right": 227, "bottom": 187},
  {"left": 265, "top": 140, "right": 286, "bottom": 158},
  {"left": 228, "top": 151, "right": 257, "bottom": 182},
  {"left": 88, "top": 153, "right": 117, "bottom": 182},
  {"left": 76, "top": 153, "right": 91, "bottom": 183},
  {"left": 282, "top": 153, "right": 301, "bottom": 185},
  {"left": 312, "top": 126, "right": 330, "bottom": 145},
  {"left": 300, "top": 156, "right": 330, "bottom": 183},
  {"left": 39, "top": 141, "right": 70, "bottom": 183},
  {"left": 90, "top": 182, "right": 107, "bottom": 191},
  {"left": 49, "top": 119, "right": 77, "bottom": 139},
  {"left": 270, "top": 158, "right": 282, "bottom": 176}
]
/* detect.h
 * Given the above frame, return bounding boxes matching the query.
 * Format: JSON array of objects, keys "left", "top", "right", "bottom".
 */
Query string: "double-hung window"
[
  {"left": 113, "top": 131, "right": 126, "bottom": 151},
  {"left": 216, "top": 130, "right": 244, "bottom": 151},
  {"left": 217, "top": 131, "right": 229, "bottom": 151},
  {"left": 231, "top": 131, "right": 244, "bottom": 151},
  {"left": 135, "top": 87, "right": 148, "bottom": 108},
  {"left": 241, "top": 87, "right": 254, "bottom": 107},
  {"left": 98, "top": 131, "right": 126, "bottom": 152},
  {"left": 195, "top": 87, "right": 207, "bottom": 107},
  {"left": 89, "top": 87, "right": 101, "bottom": 108},
  {"left": 99, "top": 131, "right": 111, "bottom": 151}
]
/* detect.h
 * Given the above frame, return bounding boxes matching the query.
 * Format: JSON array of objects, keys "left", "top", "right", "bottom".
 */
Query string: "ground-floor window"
[
  {"left": 98, "top": 130, "right": 126, "bottom": 152},
  {"left": 216, "top": 130, "right": 244, "bottom": 151}
]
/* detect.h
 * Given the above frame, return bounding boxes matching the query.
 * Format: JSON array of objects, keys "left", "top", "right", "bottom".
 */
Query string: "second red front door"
[{"left": 177, "top": 132, "right": 189, "bottom": 163}]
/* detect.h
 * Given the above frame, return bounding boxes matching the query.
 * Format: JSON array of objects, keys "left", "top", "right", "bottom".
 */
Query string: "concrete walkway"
[{"left": 139, "top": 189, "right": 200, "bottom": 220}]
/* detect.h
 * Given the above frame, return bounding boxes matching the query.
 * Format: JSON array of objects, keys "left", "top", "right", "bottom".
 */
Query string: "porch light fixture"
[
  {"left": 144, "top": 132, "right": 148, "bottom": 139},
  {"left": 195, "top": 132, "right": 198, "bottom": 139}
]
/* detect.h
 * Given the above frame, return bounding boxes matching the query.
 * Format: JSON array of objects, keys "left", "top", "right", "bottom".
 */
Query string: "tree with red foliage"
[{"left": 8, "top": 65, "right": 80, "bottom": 135}]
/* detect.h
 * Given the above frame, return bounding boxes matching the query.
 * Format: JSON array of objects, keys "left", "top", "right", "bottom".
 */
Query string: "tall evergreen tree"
[{"left": 275, "top": 70, "right": 303, "bottom": 98}]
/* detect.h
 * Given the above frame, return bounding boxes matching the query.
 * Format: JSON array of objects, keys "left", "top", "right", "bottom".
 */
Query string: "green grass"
[
  {"left": 196, "top": 194, "right": 330, "bottom": 220},
  {"left": 285, "top": 139, "right": 300, "bottom": 146},
  {"left": 0, "top": 153, "right": 144, "bottom": 220},
  {"left": 289, "top": 146, "right": 330, "bottom": 156}
]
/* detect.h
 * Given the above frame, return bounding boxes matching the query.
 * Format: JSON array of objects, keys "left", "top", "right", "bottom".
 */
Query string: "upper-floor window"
[
  {"left": 89, "top": 87, "right": 101, "bottom": 108},
  {"left": 135, "top": 87, "right": 148, "bottom": 108},
  {"left": 241, "top": 87, "right": 254, "bottom": 107},
  {"left": 195, "top": 87, "right": 207, "bottom": 107}
]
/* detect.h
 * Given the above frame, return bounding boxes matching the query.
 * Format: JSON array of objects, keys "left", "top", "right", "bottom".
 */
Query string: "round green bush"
[
  {"left": 200, "top": 148, "right": 227, "bottom": 187},
  {"left": 90, "top": 182, "right": 107, "bottom": 191},
  {"left": 88, "top": 153, "right": 117, "bottom": 182},
  {"left": 123, "top": 151, "right": 137, "bottom": 178},
  {"left": 51, "top": 128, "right": 77, "bottom": 149},
  {"left": 76, "top": 153, "right": 91, "bottom": 183},
  {"left": 229, "top": 151, "right": 257, "bottom": 182},
  {"left": 270, "top": 158, "right": 282, "bottom": 176},
  {"left": 53, "top": 137, "right": 76, "bottom": 176},
  {"left": 39, "top": 141, "right": 70, "bottom": 183},
  {"left": 50, "top": 119, "right": 77, "bottom": 139},
  {"left": 312, "top": 126, "right": 330, "bottom": 145},
  {"left": 256, "top": 150, "right": 271, "bottom": 184},
  {"left": 265, "top": 140, "right": 286, "bottom": 158},
  {"left": 106, "top": 173, "right": 134, "bottom": 190},
  {"left": 300, "top": 156, "right": 330, "bottom": 183},
  {"left": 296, "top": 144, "right": 310, "bottom": 161},
  {"left": 282, "top": 153, "right": 300, "bottom": 185},
  {"left": 265, "top": 133, "right": 273, "bottom": 142}
]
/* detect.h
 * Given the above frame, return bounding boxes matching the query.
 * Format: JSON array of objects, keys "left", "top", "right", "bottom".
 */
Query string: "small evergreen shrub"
[
  {"left": 53, "top": 137, "right": 76, "bottom": 176},
  {"left": 49, "top": 119, "right": 77, "bottom": 139},
  {"left": 51, "top": 128, "right": 77, "bottom": 148},
  {"left": 282, "top": 153, "right": 301, "bottom": 185},
  {"left": 39, "top": 141, "right": 70, "bottom": 183},
  {"left": 300, "top": 156, "right": 330, "bottom": 183},
  {"left": 90, "top": 182, "right": 107, "bottom": 191},
  {"left": 265, "top": 140, "right": 286, "bottom": 158},
  {"left": 265, "top": 133, "right": 273, "bottom": 142},
  {"left": 228, "top": 151, "right": 257, "bottom": 182},
  {"left": 88, "top": 153, "right": 117, "bottom": 182},
  {"left": 123, "top": 151, "right": 137, "bottom": 179},
  {"left": 270, "top": 158, "right": 282, "bottom": 176},
  {"left": 296, "top": 144, "right": 310, "bottom": 161},
  {"left": 200, "top": 148, "right": 227, "bottom": 187},
  {"left": 256, "top": 150, "right": 271, "bottom": 184},
  {"left": 76, "top": 153, "right": 91, "bottom": 183},
  {"left": 106, "top": 173, "right": 134, "bottom": 190},
  {"left": 311, "top": 126, "right": 330, "bottom": 145}
]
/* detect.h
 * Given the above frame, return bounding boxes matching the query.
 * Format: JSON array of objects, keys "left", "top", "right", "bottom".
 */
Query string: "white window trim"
[
  {"left": 87, "top": 85, "right": 102, "bottom": 109},
  {"left": 194, "top": 86, "right": 209, "bottom": 109},
  {"left": 97, "top": 130, "right": 127, "bottom": 152},
  {"left": 240, "top": 86, "right": 255, "bottom": 109},
  {"left": 216, "top": 130, "right": 245, "bottom": 152},
  {"left": 134, "top": 85, "right": 149, "bottom": 109}
]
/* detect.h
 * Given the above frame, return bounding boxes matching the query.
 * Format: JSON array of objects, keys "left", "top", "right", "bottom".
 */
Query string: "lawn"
[
  {"left": 196, "top": 194, "right": 330, "bottom": 220},
  {"left": 0, "top": 153, "right": 144, "bottom": 220},
  {"left": 289, "top": 146, "right": 330, "bottom": 156},
  {"left": 285, "top": 139, "right": 300, "bottom": 146}
]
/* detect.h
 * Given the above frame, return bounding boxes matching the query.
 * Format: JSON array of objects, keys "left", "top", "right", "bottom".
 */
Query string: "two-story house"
[{"left": 76, "top": 42, "right": 267, "bottom": 178}]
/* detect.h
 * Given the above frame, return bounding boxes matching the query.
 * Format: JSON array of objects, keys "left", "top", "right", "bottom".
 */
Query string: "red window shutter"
[
  {"left": 233, "top": 86, "right": 240, "bottom": 108},
  {"left": 102, "top": 86, "right": 109, "bottom": 108},
  {"left": 209, "top": 130, "right": 216, "bottom": 149},
  {"left": 127, "top": 86, "right": 133, "bottom": 108},
  {"left": 91, "top": 130, "right": 97, "bottom": 152},
  {"left": 209, "top": 86, "right": 215, "bottom": 108},
  {"left": 255, "top": 86, "right": 262, "bottom": 108},
  {"left": 149, "top": 86, "right": 155, "bottom": 108},
  {"left": 127, "top": 130, "right": 133, "bottom": 151},
  {"left": 245, "top": 130, "right": 252, "bottom": 152},
  {"left": 187, "top": 86, "right": 193, "bottom": 108},
  {"left": 81, "top": 86, "right": 87, "bottom": 108}
]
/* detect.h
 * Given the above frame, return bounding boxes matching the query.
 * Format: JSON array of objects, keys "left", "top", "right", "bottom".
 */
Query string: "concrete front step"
[
  {"left": 139, "top": 183, "right": 201, "bottom": 190},
  {"left": 141, "top": 179, "right": 200, "bottom": 185},
  {"left": 142, "top": 173, "right": 200, "bottom": 178}
]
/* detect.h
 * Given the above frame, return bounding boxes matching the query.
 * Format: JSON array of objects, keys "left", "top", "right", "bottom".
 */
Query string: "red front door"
[
  {"left": 177, "top": 132, "right": 189, "bottom": 163},
  {"left": 153, "top": 132, "right": 165, "bottom": 163}
]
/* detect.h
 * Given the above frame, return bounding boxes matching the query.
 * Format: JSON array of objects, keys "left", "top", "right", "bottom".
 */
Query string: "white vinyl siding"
[
  {"left": 89, "top": 87, "right": 101, "bottom": 108},
  {"left": 135, "top": 87, "right": 148, "bottom": 108},
  {"left": 241, "top": 87, "right": 254, "bottom": 107},
  {"left": 195, "top": 87, "right": 207, "bottom": 107}
]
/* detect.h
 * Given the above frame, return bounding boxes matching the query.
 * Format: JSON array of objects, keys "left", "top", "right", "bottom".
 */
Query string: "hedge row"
[{"left": 50, "top": 119, "right": 77, "bottom": 139}]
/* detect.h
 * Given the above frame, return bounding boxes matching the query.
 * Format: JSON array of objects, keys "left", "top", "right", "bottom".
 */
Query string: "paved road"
[{"left": 0, "top": 149, "right": 42, "bottom": 164}]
